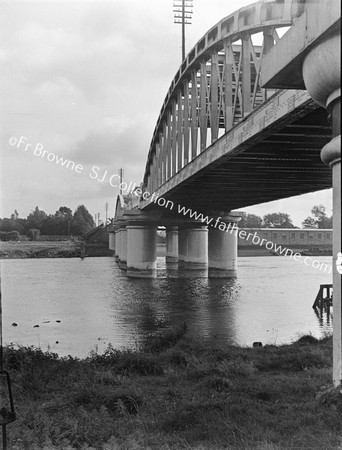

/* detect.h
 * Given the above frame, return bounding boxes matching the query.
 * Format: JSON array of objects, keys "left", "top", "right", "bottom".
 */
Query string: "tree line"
[
  {"left": 237, "top": 204, "right": 332, "bottom": 229},
  {"left": 0, "top": 203, "right": 332, "bottom": 241},
  {"left": 0, "top": 205, "right": 95, "bottom": 238}
]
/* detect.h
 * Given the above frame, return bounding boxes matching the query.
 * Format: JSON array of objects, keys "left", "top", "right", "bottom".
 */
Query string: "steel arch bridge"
[
  {"left": 110, "top": 0, "right": 340, "bottom": 387},
  {"left": 122, "top": 0, "right": 332, "bottom": 216}
]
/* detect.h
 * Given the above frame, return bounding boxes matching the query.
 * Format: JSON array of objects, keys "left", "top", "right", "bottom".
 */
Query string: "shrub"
[
  {"left": 27, "top": 228, "right": 40, "bottom": 241},
  {"left": 115, "top": 352, "right": 164, "bottom": 376},
  {"left": 0, "top": 230, "right": 20, "bottom": 241},
  {"left": 89, "top": 347, "right": 164, "bottom": 376},
  {"left": 294, "top": 335, "right": 319, "bottom": 345},
  {"left": 167, "top": 350, "right": 188, "bottom": 367},
  {"left": 255, "top": 347, "right": 328, "bottom": 372},
  {"left": 142, "top": 322, "right": 188, "bottom": 353}
]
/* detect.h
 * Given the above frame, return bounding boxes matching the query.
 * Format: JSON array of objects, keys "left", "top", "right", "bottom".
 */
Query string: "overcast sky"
[{"left": 0, "top": 0, "right": 332, "bottom": 226}]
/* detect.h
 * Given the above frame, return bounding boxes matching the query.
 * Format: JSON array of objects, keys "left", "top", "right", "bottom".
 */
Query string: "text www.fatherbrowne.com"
[
  {"left": 176, "top": 204, "right": 332, "bottom": 275},
  {"left": 142, "top": 196, "right": 332, "bottom": 275}
]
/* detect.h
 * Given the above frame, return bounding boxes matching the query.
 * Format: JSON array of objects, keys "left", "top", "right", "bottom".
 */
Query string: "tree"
[
  {"left": 27, "top": 207, "right": 48, "bottom": 231},
  {"left": 311, "top": 204, "right": 333, "bottom": 229},
  {"left": 239, "top": 213, "right": 263, "bottom": 228},
  {"left": 302, "top": 216, "right": 318, "bottom": 228},
  {"left": 321, "top": 216, "right": 333, "bottom": 228},
  {"left": 263, "top": 212, "right": 294, "bottom": 228},
  {"left": 41, "top": 215, "right": 58, "bottom": 235},
  {"left": 56, "top": 206, "right": 72, "bottom": 219},
  {"left": 0, "top": 204, "right": 97, "bottom": 236},
  {"left": 72, "top": 205, "right": 95, "bottom": 235},
  {"left": 0, "top": 210, "right": 28, "bottom": 234},
  {"left": 54, "top": 207, "right": 73, "bottom": 235},
  {"left": 0, "top": 218, "right": 13, "bottom": 232},
  {"left": 27, "top": 229, "right": 40, "bottom": 241},
  {"left": 0, "top": 230, "right": 20, "bottom": 241},
  {"left": 10, "top": 210, "right": 19, "bottom": 221},
  {"left": 39, "top": 207, "right": 74, "bottom": 235}
]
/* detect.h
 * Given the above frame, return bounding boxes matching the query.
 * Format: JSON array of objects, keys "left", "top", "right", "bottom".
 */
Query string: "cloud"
[{"left": 68, "top": 115, "right": 154, "bottom": 174}]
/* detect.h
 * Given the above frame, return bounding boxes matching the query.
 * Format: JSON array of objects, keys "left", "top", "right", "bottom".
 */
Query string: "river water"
[{"left": 0, "top": 256, "right": 333, "bottom": 358}]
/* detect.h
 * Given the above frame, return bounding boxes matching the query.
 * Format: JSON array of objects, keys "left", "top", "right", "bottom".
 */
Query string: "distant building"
[{"left": 238, "top": 228, "right": 332, "bottom": 255}]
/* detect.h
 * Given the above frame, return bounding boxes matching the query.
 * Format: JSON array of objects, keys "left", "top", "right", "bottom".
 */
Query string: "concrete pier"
[
  {"left": 108, "top": 232, "right": 116, "bottom": 253},
  {"left": 304, "top": 36, "right": 341, "bottom": 386},
  {"left": 303, "top": 33, "right": 341, "bottom": 387},
  {"left": 126, "top": 225, "right": 157, "bottom": 278},
  {"left": 165, "top": 226, "right": 178, "bottom": 269},
  {"left": 178, "top": 225, "right": 208, "bottom": 276},
  {"left": 115, "top": 229, "right": 121, "bottom": 261},
  {"left": 119, "top": 227, "right": 127, "bottom": 270},
  {"left": 208, "top": 215, "right": 240, "bottom": 278}
]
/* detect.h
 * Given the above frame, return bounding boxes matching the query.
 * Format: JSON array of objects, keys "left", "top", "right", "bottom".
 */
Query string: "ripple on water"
[{"left": 0, "top": 256, "right": 333, "bottom": 357}]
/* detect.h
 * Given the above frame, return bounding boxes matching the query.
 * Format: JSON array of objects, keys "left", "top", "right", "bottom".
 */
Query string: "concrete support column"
[
  {"left": 303, "top": 33, "right": 341, "bottom": 386},
  {"left": 126, "top": 225, "right": 157, "bottom": 278},
  {"left": 166, "top": 226, "right": 178, "bottom": 269},
  {"left": 108, "top": 232, "right": 116, "bottom": 253},
  {"left": 208, "top": 216, "right": 240, "bottom": 278},
  {"left": 115, "top": 229, "right": 121, "bottom": 261},
  {"left": 178, "top": 225, "right": 208, "bottom": 276},
  {"left": 119, "top": 227, "right": 127, "bottom": 270},
  {"left": 322, "top": 119, "right": 341, "bottom": 387}
]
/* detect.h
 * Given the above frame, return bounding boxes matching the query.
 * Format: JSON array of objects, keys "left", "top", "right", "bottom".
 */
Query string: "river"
[{"left": 0, "top": 256, "right": 333, "bottom": 358}]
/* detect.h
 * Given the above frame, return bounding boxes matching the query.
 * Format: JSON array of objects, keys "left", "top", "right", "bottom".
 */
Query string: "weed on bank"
[{"left": 2, "top": 326, "right": 342, "bottom": 450}]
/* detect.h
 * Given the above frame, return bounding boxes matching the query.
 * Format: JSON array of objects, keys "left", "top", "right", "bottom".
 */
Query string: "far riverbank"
[
  {"left": 0, "top": 240, "right": 113, "bottom": 259},
  {"left": 0, "top": 240, "right": 331, "bottom": 259}
]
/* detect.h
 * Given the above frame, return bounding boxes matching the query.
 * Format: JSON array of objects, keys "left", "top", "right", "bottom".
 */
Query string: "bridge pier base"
[
  {"left": 208, "top": 216, "right": 240, "bottom": 278},
  {"left": 126, "top": 225, "right": 157, "bottom": 278},
  {"left": 166, "top": 227, "right": 178, "bottom": 270},
  {"left": 178, "top": 225, "right": 208, "bottom": 276}
]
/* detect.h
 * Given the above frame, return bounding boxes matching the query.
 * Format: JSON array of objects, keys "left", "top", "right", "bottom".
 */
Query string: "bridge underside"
[{"left": 143, "top": 106, "right": 332, "bottom": 217}]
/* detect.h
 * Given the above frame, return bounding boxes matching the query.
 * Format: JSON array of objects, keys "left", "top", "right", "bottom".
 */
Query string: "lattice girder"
[{"left": 143, "top": 0, "right": 305, "bottom": 191}]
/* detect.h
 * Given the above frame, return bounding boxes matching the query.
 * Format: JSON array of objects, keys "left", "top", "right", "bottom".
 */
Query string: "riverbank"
[
  {"left": 0, "top": 241, "right": 113, "bottom": 259},
  {"left": 0, "top": 241, "right": 331, "bottom": 259},
  {"left": 3, "top": 328, "right": 341, "bottom": 450}
]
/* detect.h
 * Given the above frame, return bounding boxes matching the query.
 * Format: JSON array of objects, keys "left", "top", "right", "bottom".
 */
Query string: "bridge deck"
[{"left": 141, "top": 90, "right": 332, "bottom": 216}]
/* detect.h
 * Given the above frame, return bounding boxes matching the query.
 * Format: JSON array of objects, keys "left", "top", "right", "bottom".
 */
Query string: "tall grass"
[{"left": 2, "top": 331, "right": 341, "bottom": 450}]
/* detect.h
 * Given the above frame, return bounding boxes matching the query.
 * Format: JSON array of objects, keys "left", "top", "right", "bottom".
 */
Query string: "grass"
[
  {"left": 0, "top": 241, "right": 79, "bottom": 258},
  {"left": 2, "top": 327, "right": 341, "bottom": 450},
  {"left": 0, "top": 241, "right": 113, "bottom": 258}
]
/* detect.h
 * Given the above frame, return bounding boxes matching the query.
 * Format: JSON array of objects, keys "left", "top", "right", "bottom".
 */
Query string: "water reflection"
[
  {"left": 0, "top": 256, "right": 333, "bottom": 357},
  {"left": 313, "top": 302, "right": 333, "bottom": 329}
]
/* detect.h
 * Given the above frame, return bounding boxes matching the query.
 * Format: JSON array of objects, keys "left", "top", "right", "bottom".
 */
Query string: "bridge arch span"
[{"left": 143, "top": 0, "right": 305, "bottom": 194}]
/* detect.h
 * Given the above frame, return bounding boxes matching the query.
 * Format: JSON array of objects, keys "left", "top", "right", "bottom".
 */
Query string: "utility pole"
[
  {"left": 105, "top": 203, "right": 108, "bottom": 225},
  {"left": 173, "top": 0, "right": 193, "bottom": 61}
]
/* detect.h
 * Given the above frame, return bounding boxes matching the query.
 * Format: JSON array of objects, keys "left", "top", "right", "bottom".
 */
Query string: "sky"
[{"left": 0, "top": 0, "right": 332, "bottom": 227}]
